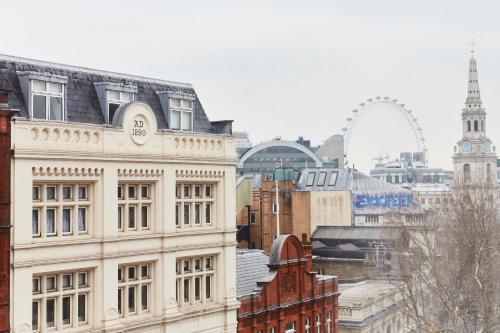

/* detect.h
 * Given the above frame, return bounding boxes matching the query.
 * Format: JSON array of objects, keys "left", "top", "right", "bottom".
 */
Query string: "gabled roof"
[{"left": 0, "top": 54, "right": 215, "bottom": 133}]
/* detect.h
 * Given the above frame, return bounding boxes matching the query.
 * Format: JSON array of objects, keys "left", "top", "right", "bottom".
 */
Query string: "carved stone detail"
[{"left": 32, "top": 166, "right": 103, "bottom": 177}]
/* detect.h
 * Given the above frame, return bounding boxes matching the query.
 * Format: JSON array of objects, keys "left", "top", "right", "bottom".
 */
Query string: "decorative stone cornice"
[
  {"left": 175, "top": 169, "right": 225, "bottom": 179},
  {"left": 32, "top": 166, "right": 103, "bottom": 177},
  {"left": 118, "top": 168, "right": 163, "bottom": 177}
]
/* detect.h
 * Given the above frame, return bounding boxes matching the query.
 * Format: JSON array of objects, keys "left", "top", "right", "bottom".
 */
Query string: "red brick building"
[
  {"left": 237, "top": 234, "right": 339, "bottom": 333},
  {"left": 0, "top": 91, "right": 14, "bottom": 333},
  {"left": 237, "top": 174, "right": 311, "bottom": 252}
]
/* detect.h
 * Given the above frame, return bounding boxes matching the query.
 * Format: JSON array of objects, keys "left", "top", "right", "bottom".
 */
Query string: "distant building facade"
[
  {"left": 236, "top": 234, "right": 339, "bottom": 333},
  {"left": 236, "top": 168, "right": 422, "bottom": 252},
  {"left": 369, "top": 152, "right": 453, "bottom": 212},
  {"left": 1, "top": 55, "right": 238, "bottom": 332}
]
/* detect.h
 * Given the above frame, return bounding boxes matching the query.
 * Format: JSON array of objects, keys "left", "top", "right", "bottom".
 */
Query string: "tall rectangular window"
[
  {"left": 118, "top": 182, "right": 153, "bottom": 234},
  {"left": 141, "top": 205, "right": 148, "bottom": 229},
  {"left": 46, "top": 298, "right": 56, "bottom": 328},
  {"left": 46, "top": 208, "right": 56, "bottom": 236},
  {"left": 195, "top": 203, "right": 201, "bottom": 225},
  {"left": 32, "top": 183, "right": 92, "bottom": 239},
  {"left": 118, "top": 206, "right": 123, "bottom": 230},
  {"left": 32, "top": 301, "right": 39, "bottom": 331},
  {"left": 33, "top": 270, "right": 92, "bottom": 330},
  {"left": 206, "top": 203, "right": 212, "bottom": 224},
  {"left": 176, "top": 256, "right": 215, "bottom": 307},
  {"left": 205, "top": 275, "right": 212, "bottom": 300},
  {"left": 32, "top": 209, "right": 40, "bottom": 237},
  {"left": 78, "top": 207, "right": 87, "bottom": 233},
  {"left": 176, "top": 183, "right": 215, "bottom": 228},
  {"left": 195, "top": 276, "right": 201, "bottom": 301},
  {"left": 183, "top": 203, "right": 190, "bottom": 225},
  {"left": 62, "top": 296, "right": 71, "bottom": 325},
  {"left": 175, "top": 204, "right": 180, "bottom": 226},
  {"left": 141, "top": 284, "right": 149, "bottom": 311},
  {"left": 183, "top": 278, "right": 190, "bottom": 303},
  {"left": 118, "top": 263, "right": 152, "bottom": 318},
  {"left": 128, "top": 206, "right": 136, "bottom": 229},
  {"left": 118, "top": 288, "right": 123, "bottom": 315},
  {"left": 63, "top": 208, "right": 72, "bottom": 234},
  {"left": 128, "top": 286, "right": 136, "bottom": 314},
  {"left": 78, "top": 294, "right": 87, "bottom": 323}
]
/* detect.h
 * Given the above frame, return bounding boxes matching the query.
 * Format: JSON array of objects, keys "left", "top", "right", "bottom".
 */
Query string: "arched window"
[
  {"left": 487, "top": 163, "right": 491, "bottom": 182},
  {"left": 464, "top": 164, "right": 471, "bottom": 183},
  {"left": 474, "top": 120, "right": 479, "bottom": 131},
  {"left": 481, "top": 120, "right": 484, "bottom": 131},
  {"left": 467, "top": 120, "right": 471, "bottom": 132}
]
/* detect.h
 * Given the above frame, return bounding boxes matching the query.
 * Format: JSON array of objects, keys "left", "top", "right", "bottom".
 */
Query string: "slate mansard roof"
[
  {"left": 0, "top": 54, "right": 228, "bottom": 134},
  {"left": 236, "top": 249, "right": 271, "bottom": 297}
]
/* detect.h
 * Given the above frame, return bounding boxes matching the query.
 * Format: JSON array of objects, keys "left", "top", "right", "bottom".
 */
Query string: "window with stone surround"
[
  {"left": 175, "top": 183, "right": 215, "bottom": 228},
  {"left": 117, "top": 183, "right": 153, "bottom": 233},
  {"left": 117, "top": 262, "right": 153, "bottom": 318},
  {"left": 32, "top": 183, "right": 91, "bottom": 239},
  {"left": 32, "top": 270, "right": 92, "bottom": 331},
  {"left": 175, "top": 255, "right": 215, "bottom": 307}
]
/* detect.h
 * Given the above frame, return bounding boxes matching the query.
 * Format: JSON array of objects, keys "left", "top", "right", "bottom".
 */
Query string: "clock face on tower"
[{"left": 463, "top": 141, "right": 472, "bottom": 152}]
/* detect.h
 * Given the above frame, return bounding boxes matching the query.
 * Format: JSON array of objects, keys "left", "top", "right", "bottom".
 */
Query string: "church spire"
[{"left": 465, "top": 39, "right": 482, "bottom": 106}]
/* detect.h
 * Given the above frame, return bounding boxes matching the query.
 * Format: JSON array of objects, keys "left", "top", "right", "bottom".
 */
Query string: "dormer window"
[
  {"left": 94, "top": 83, "right": 137, "bottom": 125},
  {"left": 169, "top": 98, "right": 193, "bottom": 131},
  {"left": 32, "top": 80, "right": 64, "bottom": 120},
  {"left": 17, "top": 71, "right": 68, "bottom": 121},
  {"left": 107, "top": 90, "right": 135, "bottom": 124},
  {"left": 156, "top": 91, "right": 196, "bottom": 132}
]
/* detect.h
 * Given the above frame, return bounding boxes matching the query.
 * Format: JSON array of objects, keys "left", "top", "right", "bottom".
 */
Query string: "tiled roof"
[
  {"left": 0, "top": 54, "right": 215, "bottom": 133},
  {"left": 352, "top": 171, "right": 411, "bottom": 194},
  {"left": 236, "top": 249, "right": 270, "bottom": 297}
]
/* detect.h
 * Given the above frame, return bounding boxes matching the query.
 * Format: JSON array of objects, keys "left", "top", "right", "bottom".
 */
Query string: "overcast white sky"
[{"left": 2, "top": 0, "right": 500, "bottom": 172}]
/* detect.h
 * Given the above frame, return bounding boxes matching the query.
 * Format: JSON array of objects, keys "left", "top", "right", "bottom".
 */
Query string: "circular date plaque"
[{"left": 130, "top": 114, "right": 149, "bottom": 145}]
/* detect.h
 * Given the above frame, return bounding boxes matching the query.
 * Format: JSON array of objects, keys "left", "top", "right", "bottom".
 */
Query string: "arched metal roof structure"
[{"left": 238, "top": 140, "right": 323, "bottom": 169}]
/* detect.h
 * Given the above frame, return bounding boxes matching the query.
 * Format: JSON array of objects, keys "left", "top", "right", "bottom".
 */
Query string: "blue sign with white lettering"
[{"left": 354, "top": 193, "right": 417, "bottom": 210}]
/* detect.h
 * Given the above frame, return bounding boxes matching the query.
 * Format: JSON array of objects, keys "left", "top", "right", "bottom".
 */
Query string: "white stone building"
[
  {"left": 1, "top": 55, "right": 239, "bottom": 333},
  {"left": 338, "top": 280, "right": 410, "bottom": 333}
]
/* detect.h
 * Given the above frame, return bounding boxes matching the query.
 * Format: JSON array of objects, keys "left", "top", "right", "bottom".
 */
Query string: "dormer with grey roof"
[{"left": 0, "top": 54, "right": 232, "bottom": 134}]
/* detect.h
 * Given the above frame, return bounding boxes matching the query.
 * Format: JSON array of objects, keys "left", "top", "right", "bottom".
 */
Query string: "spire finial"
[{"left": 469, "top": 38, "right": 476, "bottom": 58}]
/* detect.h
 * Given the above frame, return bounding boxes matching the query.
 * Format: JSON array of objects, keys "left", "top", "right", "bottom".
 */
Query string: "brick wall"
[
  {"left": 0, "top": 109, "right": 14, "bottom": 333},
  {"left": 237, "top": 235, "right": 339, "bottom": 333},
  {"left": 236, "top": 175, "right": 315, "bottom": 253}
]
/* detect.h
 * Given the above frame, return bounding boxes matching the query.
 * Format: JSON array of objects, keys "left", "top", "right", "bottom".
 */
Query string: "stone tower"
[{"left": 453, "top": 42, "right": 497, "bottom": 184}]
